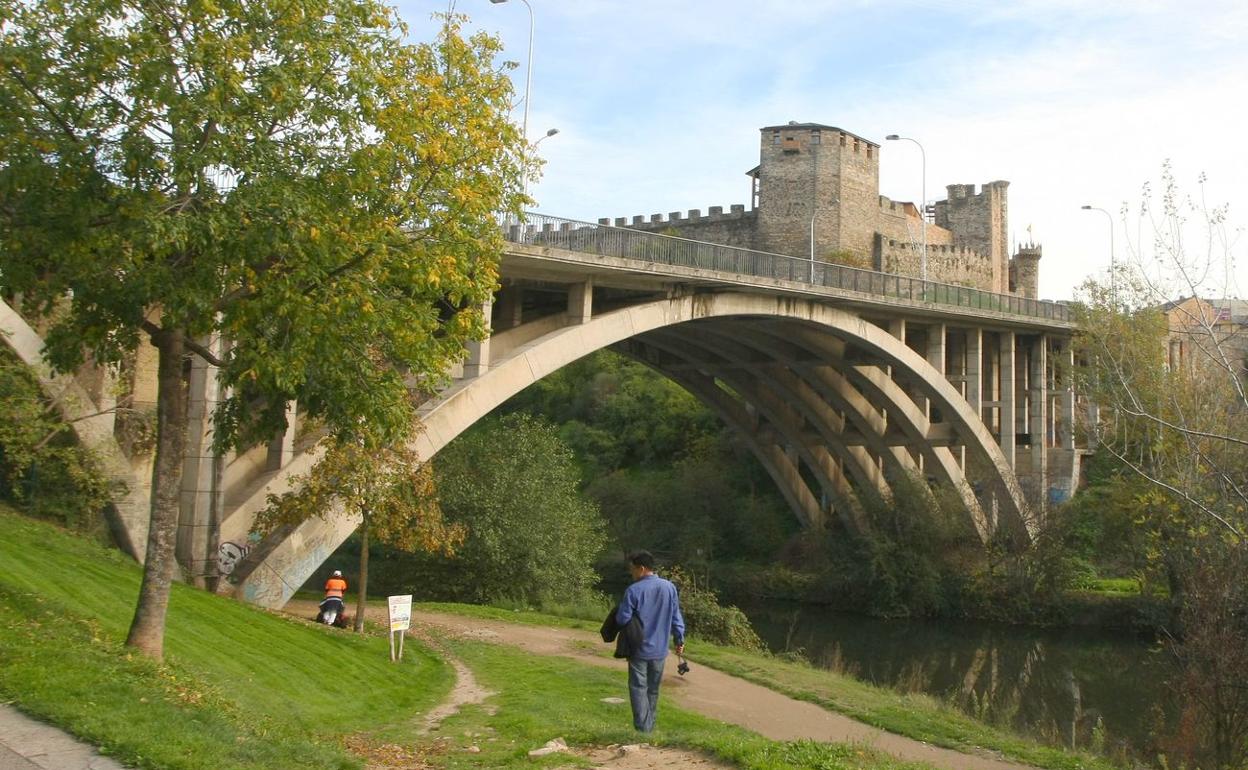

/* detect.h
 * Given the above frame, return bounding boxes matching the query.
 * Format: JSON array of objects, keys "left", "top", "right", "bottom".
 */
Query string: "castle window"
[
  {"left": 853, "top": 139, "right": 860, "bottom": 153},
  {"left": 866, "top": 146, "right": 873, "bottom": 159},
  {"left": 811, "top": 131, "right": 821, "bottom": 144},
  {"left": 839, "top": 134, "right": 846, "bottom": 147},
  {"left": 772, "top": 130, "right": 781, "bottom": 145}
]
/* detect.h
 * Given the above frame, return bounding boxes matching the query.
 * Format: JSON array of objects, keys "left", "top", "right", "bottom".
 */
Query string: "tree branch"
[{"left": 142, "top": 319, "right": 225, "bottom": 367}]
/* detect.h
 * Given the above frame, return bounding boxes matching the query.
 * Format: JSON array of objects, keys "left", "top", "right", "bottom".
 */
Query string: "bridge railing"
[{"left": 504, "top": 213, "right": 1071, "bottom": 323}]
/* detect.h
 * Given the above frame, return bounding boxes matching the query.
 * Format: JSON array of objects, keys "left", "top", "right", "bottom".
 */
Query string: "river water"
[{"left": 741, "top": 603, "right": 1169, "bottom": 763}]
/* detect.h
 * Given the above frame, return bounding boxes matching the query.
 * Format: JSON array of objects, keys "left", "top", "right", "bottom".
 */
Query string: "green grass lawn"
[
  {"left": 415, "top": 635, "right": 933, "bottom": 770},
  {"left": 0, "top": 508, "right": 943, "bottom": 770},
  {"left": 418, "top": 601, "right": 1123, "bottom": 770},
  {"left": 0, "top": 506, "right": 452, "bottom": 769},
  {"left": 0, "top": 507, "right": 1124, "bottom": 770}
]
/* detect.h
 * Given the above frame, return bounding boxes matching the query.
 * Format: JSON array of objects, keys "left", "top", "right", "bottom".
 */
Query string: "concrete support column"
[
  {"left": 999, "top": 331, "right": 1016, "bottom": 469},
  {"left": 495, "top": 285, "right": 524, "bottom": 331},
  {"left": 179, "top": 332, "right": 226, "bottom": 587},
  {"left": 463, "top": 299, "right": 493, "bottom": 378},
  {"left": 926, "top": 323, "right": 946, "bottom": 375},
  {"left": 568, "top": 280, "right": 593, "bottom": 325},
  {"left": 1029, "top": 335, "right": 1048, "bottom": 503},
  {"left": 265, "top": 400, "right": 298, "bottom": 472},
  {"left": 966, "top": 328, "right": 982, "bottom": 416},
  {"left": 1061, "top": 343, "right": 1076, "bottom": 451}
]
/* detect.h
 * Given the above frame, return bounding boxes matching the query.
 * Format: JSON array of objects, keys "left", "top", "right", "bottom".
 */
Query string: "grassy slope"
[
  {"left": 1, "top": 509, "right": 940, "bottom": 770},
  {"left": 415, "top": 602, "right": 1121, "bottom": 770},
  {"left": 0, "top": 506, "right": 451, "bottom": 769}
]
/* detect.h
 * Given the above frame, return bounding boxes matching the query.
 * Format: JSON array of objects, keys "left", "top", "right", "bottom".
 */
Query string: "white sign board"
[{"left": 387, "top": 594, "right": 413, "bottom": 632}]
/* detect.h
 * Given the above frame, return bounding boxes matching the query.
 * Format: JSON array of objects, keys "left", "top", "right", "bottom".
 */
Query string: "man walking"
[{"left": 615, "top": 550, "right": 685, "bottom": 733}]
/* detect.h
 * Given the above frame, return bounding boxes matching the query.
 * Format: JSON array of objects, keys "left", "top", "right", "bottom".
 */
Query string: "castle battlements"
[
  {"left": 587, "top": 121, "right": 1039, "bottom": 298},
  {"left": 882, "top": 239, "right": 988, "bottom": 261},
  {"left": 599, "top": 204, "right": 752, "bottom": 230}
]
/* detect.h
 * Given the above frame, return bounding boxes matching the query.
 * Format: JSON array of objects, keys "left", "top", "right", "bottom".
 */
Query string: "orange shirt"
[{"left": 324, "top": 577, "right": 347, "bottom": 598}]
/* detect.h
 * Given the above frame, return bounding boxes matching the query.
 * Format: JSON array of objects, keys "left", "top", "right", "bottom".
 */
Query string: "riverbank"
[
  {"left": 2, "top": 507, "right": 1088, "bottom": 770},
  {"left": 409, "top": 602, "right": 1124, "bottom": 770}
]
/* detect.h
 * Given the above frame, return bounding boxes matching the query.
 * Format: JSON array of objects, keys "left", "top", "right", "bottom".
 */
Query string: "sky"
[{"left": 394, "top": 0, "right": 1248, "bottom": 302}]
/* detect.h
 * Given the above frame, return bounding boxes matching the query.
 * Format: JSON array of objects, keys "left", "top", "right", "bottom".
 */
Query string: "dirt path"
[
  {"left": 405, "top": 609, "right": 1039, "bottom": 770},
  {"left": 286, "top": 601, "right": 736, "bottom": 769}
]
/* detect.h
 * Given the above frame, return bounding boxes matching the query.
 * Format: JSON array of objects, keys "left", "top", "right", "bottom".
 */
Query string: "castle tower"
[
  {"left": 932, "top": 181, "right": 1010, "bottom": 293},
  {"left": 754, "top": 122, "right": 880, "bottom": 261},
  {"left": 1010, "top": 243, "right": 1042, "bottom": 299}
]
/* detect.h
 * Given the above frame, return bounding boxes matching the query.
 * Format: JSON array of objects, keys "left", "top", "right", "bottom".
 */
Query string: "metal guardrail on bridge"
[{"left": 504, "top": 213, "right": 1071, "bottom": 324}]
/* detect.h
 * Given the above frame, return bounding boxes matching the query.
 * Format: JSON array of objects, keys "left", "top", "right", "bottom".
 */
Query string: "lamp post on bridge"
[
  {"left": 1081, "top": 205, "right": 1115, "bottom": 298},
  {"left": 489, "top": 0, "right": 534, "bottom": 143},
  {"left": 886, "top": 134, "right": 927, "bottom": 285}
]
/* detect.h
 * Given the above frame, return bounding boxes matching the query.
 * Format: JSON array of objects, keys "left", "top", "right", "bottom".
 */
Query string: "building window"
[
  {"left": 811, "top": 131, "right": 821, "bottom": 144},
  {"left": 866, "top": 146, "right": 873, "bottom": 159},
  {"left": 772, "top": 131, "right": 781, "bottom": 145},
  {"left": 839, "top": 134, "right": 846, "bottom": 147}
]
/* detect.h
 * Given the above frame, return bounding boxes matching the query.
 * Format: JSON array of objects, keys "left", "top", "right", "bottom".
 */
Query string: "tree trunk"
[
  {"left": 125, "top": 329, "right": 188, "bottom": 660},
  {"left": 354, "top": 522, "right": 369, "bottom": 633}
]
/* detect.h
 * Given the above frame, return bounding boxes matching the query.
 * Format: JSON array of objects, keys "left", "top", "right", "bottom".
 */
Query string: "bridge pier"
[{"left": 178, "top": 333, "right": 226, "bottom": 588}]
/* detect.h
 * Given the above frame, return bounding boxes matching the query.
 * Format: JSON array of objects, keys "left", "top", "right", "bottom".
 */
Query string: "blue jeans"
[{"left": 627, "top": 656, "right": 666, "bottom": 732}]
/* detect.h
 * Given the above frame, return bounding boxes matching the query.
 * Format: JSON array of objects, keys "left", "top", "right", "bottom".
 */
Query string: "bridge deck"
[{"left": 506, "top": 214, "right": 1073, "bottom": 332}]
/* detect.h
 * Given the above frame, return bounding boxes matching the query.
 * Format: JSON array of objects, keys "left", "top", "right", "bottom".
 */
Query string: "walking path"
[
  {"left": 0, "top": 605, "right": 1041, "bottom": 770},
  {"left": 0, "top": 705, "right": 128, "bottom": 770},
  {"left": 405, "top": 609, "right": 1040, "bottom": 770}
]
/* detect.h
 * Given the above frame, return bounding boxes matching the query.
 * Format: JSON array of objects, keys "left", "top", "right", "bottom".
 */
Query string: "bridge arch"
[
  {"left": 0, "top": 297, "right": 150, "bottom": 560},
  {"left": 230, "top": 291, "right": 1030, "bottom": 608}
]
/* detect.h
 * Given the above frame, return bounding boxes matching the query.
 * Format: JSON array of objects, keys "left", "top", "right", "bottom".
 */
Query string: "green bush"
[
  {"left": 368, "top": 413, "right": 606, "bottom": 604},
  {"left": 0, "top": 348, "right": 114, "bottom": 534},
  {"left": 667, "top": 566, "right": 765, "bottom": 652}
]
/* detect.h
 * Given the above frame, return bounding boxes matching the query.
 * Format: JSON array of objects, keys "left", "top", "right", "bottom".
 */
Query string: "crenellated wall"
[
  {"left": 933, "top": 181, "right": 1010, "bottom": 293},
  {"left": 875, "top": 237, "right": 997, "bottom": 288},
  {"left": 598, "top": 204, "right": 758, "bottom": 250},
  {"left": 600, "top": 122, "right": 1040, "bottom": 298},
  {"left": 1010, "top": 244, "right": 1042, "bottom": 298}
]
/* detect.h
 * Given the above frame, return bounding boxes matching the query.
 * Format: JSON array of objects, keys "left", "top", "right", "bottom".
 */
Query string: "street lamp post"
[
  {"left": 886, "top": 134, "right": 927, "bottom": 284},
  {"left": 1081, "top": 205, "right": 1115, "bottom": 297},
  {"left": 489, "top": 0, "right": 534, "bottom": 142},
  {"left": 534, "top": 127, "right": 559, "bottom": 146}
]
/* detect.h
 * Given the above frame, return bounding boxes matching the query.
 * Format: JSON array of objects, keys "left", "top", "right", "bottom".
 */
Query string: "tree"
[
  {"left": 0, "top": 0, "right": 526, "bottom": 659},
  {"left": 254, "top": 433, "right": 462, "bottom": 632},
  {"left": 402, "top": 413, "right": 606, "bottom": 604},
  {"left": 0, "top": 347, "right": 115, "bottom": 531},
  {"left": 1074, "top": 165, "right": 1248, "bottom": 768}
]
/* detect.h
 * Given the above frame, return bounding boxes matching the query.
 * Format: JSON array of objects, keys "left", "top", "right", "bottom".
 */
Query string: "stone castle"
[{"left": 599, "top": 121, "right": 1041, "bottom": 298}]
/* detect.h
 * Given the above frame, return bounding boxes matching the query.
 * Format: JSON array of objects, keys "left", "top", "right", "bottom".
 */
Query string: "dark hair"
[{"left": 627, "top": 550, "right": 655, "bottom": 569}]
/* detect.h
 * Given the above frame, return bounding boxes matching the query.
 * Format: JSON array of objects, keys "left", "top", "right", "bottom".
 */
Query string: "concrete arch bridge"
[{"left": 1, "top": 214, "right": 1079, "bottom": 609}]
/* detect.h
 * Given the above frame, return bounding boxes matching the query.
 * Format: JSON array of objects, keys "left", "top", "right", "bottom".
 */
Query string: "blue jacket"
[{"left": 616, "top": 574, "right": 685, "bottom": 661}]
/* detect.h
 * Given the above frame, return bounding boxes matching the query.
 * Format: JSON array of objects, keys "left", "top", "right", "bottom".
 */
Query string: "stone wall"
[
  {"left": 599, "top": 205, "right": 758, "bottom": 250},
  {"left": 1010, "top": 244, "right": 1042, "bottom": 298},
  {"left": 932, "top": 181, "right": 1010, "bottom": 293},
  {"left": 875, "top": 237, "right": 997, "bottom": 288},
  {"left": 600, "top": 123, "right": 1032, "bottom": 297},
  {"left": 754, "top": 125, "right": 880, "bottom": 261}
]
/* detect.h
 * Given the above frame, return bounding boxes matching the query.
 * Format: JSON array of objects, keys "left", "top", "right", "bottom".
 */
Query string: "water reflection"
[{"left": 742, "top": 603, "right": 1169, "bottom": 762}]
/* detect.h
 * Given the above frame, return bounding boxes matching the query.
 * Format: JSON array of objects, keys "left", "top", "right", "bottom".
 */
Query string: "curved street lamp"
[
  {"left": 1081, "top": 205, "right": 1115, "bottom": 297},
  {"left": 489, "top": 0, "right": 535, "bottom": 141},
  {"left": 886, "top": 134, "right": 927, "bottom": 284}
]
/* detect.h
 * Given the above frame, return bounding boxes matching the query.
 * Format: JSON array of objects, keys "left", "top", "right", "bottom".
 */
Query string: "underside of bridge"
[
  {"left": 218, "top": 270, "right": 1076, "bottom": 607},
  {"left": 2, "top": 239, "right": 1080, "bottom": 610}
]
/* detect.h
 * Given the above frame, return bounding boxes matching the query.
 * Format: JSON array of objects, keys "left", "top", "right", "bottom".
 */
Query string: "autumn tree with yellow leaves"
[{"left": 0, "top": 0, "right": 527, "bottom": 659}]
